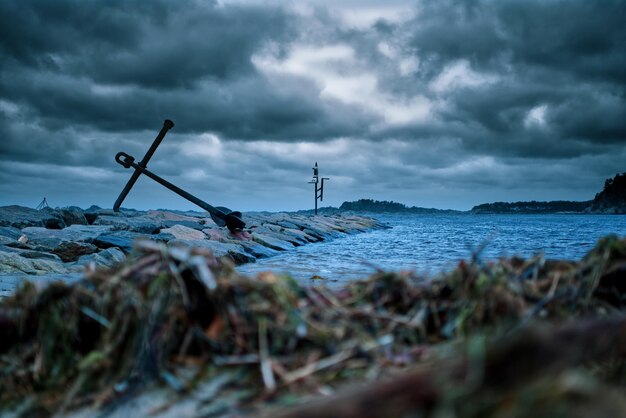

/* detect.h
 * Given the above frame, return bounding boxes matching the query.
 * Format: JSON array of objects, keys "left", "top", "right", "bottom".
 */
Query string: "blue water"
[{"left": 236, "top": 214, "right": 626, "bottom": 286}]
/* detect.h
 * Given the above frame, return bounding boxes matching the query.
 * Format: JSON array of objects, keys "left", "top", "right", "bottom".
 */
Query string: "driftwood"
[{"left": 273, "top": 317, "right": 626, "bottom": 418}]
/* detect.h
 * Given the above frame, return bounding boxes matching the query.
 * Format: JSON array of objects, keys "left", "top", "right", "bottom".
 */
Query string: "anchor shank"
[
  {"left": 114, "top": 119, "right": 174, "bottom": 211},
  {"left": 123, "top": 160, "right": 227, "bottom": 221}
]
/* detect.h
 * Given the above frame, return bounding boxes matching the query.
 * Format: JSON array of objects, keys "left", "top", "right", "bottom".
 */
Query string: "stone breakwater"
[{"left": 0, "top": 205, "right": 388, "bottom": 296}]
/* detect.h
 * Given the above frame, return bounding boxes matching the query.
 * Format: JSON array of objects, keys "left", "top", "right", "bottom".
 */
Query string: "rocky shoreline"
[{"left": 0, "top": 205, "right": 388, "bottom": 297}]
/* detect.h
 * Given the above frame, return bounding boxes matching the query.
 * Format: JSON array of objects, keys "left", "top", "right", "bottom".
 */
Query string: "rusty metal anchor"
[{"left": 113, "top": 120, "right": 245, "bottom": 231}]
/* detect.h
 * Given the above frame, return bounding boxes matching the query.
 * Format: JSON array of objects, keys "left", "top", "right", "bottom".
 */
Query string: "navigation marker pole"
[{"left": 308, "top": 162, "right": 329, "bottom": 215}]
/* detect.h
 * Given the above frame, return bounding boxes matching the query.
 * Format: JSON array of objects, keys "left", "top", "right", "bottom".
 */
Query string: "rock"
[
  {"left": 0, "top": 226, "right": 23, "bottom": 240},
  {"left": 93, "top": 215, "right": 164, "bottom": 233},
  {"left": 160, "top": 220, "right": 206, "bottom": 230},
  {"left": 22, "top": 225, "right": 114, "bottom": 243},
  {"left": 27, "top": 238, "right": 65, "bottom": 251},
  {"left": 0, "top": 250, "right": 67, "bottom": 275},
  {"left": 83, "top": 206, "right": 145, "bottom": 224},
  {"left": 0, "top": 246, "right": 62, "bottom": 261},
  {"left": 83, "top": 206, "right": 121, "bottom": 224},
  {"left": 302, "top": 228, "right": 330, "bottom": 241},
  {"left": 202, "top": 228, "right": 229, "bottom": 242},
  {"left": 0, "top": 272, "right": 84, "bottom": 298},
  {"left": 160, "top": 225, "right": 207, "bottom": 240},
  {"left": 19, "top": 226, "right": 114, "bottom": 260},
  {"left": 93, "top": 231, "right": 174, "bottom": 253},
  {"left": 0, "top": 236, "right": 15, "bottom": 246},
  {"left": 93, "top": 233, "right": 136, "bottom": 253},
  {"left": 167, "top": 239, "right": 256, "bottom": 265},
  {"left": 58, "top": 206, "right": 88, "bottom": 226},
  {"left": 146, "top": 210, "right": 204, "bottom": 223},
  {"left": 260, "top": 224, "right": 314, "bottom": 245},
  {"left": 274, "top": 220, "right": 303, "bottom": 230},
  {"left": 16, "top": 250, "right": 62, "bottom": 262},
  {"left": 51, "top": 241, "right": 99, "bottom": 262},
  {"left": 38, "top": 207, "right": 68, "bottom": 229},
  {"left": 75, "top": 247, "right": 126, "bottom": 269},
  {"left": 238, "top": 240, "right": 280, "bottom": 259},
  {"left": 0, "top": 205, "right": 65, "bottom": 229},
  {"left": 251, "top": 233, "right": 295, "bottom": 252}
]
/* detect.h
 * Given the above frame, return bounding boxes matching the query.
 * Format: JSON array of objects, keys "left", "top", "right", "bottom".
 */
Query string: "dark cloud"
[
  {"left": 0, "top": 0, "right": 624, "bottom": 210},
  {"left": 0, "top": 0, "right": 370, "bottom": 139},
  {"left": 375, "top": 0, "right": 626, "bottom": 161}
]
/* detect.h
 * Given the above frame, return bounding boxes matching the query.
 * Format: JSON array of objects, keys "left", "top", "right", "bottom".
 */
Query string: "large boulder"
[
  {"left": 0, "top": 205, "right": 65, "bottom": 229},
  {"left": 22, "top": 225, "right": 113, "bottom": 244},
  {"left": 93, "top": 231, "right": 174, "bottom": 253},
  {"left": 0, "top": 250, "right": 67, "bottom": 275},
  {"left": 160, "top": 224, "right": 207, "bottom": 240},
  {"left": 167, "top": 239, "right": 256, "bottom": 264},
  {"left": 260, "top": 224, "right": 314, "bottom": 245},
  {"left": 57, "top": 206, "right": 89, "bottom": 226},
  {"left": 0, "top": 226, "right": 23, "bottom": 240},
  {"left": 146, "top": 210, "right": 204, "bottom": 223},
  {"left": 160, "top": 220, "right": 206, "bottom": 230},
  {"left": 83, "top": 206, "right": 122, "bottom": 224},
  {"left": 92, "top": 215, "right": 165, "bottom": 233},
  {"left": 0, "top": 272, "right": 83, "bottom": 298},
  {"left": 0, "top": 246, "right": 62, "bottom": 262},
  {"left": 237, "top": 240, "right": 280, "bottom": 259},
  {"left": 251, "top": 233, "right": 295, "bottom": 252},
  {"left": 75, "top": 247, "right": 126, "bottom": 269},
  {"left": 51, "top": 241, "right": 99, "bottom": 262},
  {"left": 0, "top": 236, "right": 15, "bottom": 246},
  {"left": 202, "top": 228, "right": 230, "bottom": 242}
]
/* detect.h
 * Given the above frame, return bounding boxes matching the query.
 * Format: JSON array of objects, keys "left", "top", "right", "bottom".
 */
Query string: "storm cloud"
[{"left": 0, "top": 0, "right": 624, "bottom": 211}]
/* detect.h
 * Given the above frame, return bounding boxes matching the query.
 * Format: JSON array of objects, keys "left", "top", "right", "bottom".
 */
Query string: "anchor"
[{"left": 113, "top": 119, "right": 245, "bottom": 232}]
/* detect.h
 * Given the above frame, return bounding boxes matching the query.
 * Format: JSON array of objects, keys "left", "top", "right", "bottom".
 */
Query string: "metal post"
[
  {"left": 308, "top": 162, "right": 329, "bottom": 215},
  {"left": 315, "top": 182, "right": 318, "bottom": 215}
]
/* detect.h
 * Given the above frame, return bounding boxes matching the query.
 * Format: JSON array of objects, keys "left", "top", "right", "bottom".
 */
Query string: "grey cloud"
[
  {"left": 0, "top": 0, "right": 624, "bottom": 211},
  {"left": 0, "top": 70, "right": 370, "bottom": 140},
  {"left": 0, "top": 0, "right": 376, "bottom": 144},
  {"left": 0, "top": 0, "right": 287, "bottom": 87},
  {"left": 365, "top": 0, "right": 626, "bottom": 161}
]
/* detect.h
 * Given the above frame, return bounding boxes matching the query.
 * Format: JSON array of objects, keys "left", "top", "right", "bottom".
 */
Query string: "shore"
[
  {"left": 1, "top": 231, "right": 625, "bottom": 417},
  {"left": 0, "top": 205, "right": 389, "bottom": 297}
]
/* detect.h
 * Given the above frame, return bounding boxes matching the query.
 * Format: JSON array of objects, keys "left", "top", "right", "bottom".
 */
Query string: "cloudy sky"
[{"left": 1, "top": 0, "right": 624, "bottom": 212}]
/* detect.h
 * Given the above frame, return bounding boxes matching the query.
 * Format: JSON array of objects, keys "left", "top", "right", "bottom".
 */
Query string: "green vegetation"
[
  {"left": 591, "top": 172, "right": 626, "bottom": 213},
  {"left": 471, "top": 200, "right": 592, "bottom": 214},
  {"left": 298, "top": 173, "right": 625, "bottom": 215},
  {"left": 339, "top": 199, "right": 460, "bottom": 214}
]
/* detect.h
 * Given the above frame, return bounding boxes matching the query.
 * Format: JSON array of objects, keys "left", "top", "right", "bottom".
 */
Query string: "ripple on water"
[{"left": 237, "top": 214, "right": 626, "bottom": 286}]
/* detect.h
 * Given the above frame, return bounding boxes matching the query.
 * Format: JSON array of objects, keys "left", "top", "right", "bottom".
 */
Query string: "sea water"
[{"left": 237, "top": 214, "right": 626, "bottom": 286}]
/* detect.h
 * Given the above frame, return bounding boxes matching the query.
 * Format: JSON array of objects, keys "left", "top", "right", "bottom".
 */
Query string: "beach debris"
[
  {"left": 113, "top": 119, "right": 245, "bottom": 231},
  {"left": 273, "top": 316, "right": 626, "bottom": 418},
  {"left": 0, "top": 235, "right": 625, "bottom": 416}
]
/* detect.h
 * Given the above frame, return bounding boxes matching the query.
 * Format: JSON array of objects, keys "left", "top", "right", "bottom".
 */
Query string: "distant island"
[
  {"left": 339, "top": 199, "right": 461, "bottom": 214},
  {"left": 473, "top": 172, "right": 626, "bottom": 214},
  {"left": 470, "top": 200, "right": 592, "bottom": 214},
  {"left": 300, "top": 173, "right": 626, "bottom": 215},
  {"left": 589, "top": 173, "right": 626, "bottom": 214},
  {"left": 295, "top": 199, "right": 461, "bottom": 215}
]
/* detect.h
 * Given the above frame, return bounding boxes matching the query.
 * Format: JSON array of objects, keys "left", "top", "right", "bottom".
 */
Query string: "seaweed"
[{"left": 1, "top": 236, "right": 625, "bottom": 416}]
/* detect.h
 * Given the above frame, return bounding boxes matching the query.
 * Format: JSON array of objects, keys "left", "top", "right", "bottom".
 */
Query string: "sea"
[{"left": 237, "top": 214, "right": 626, "bottom": 286}]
